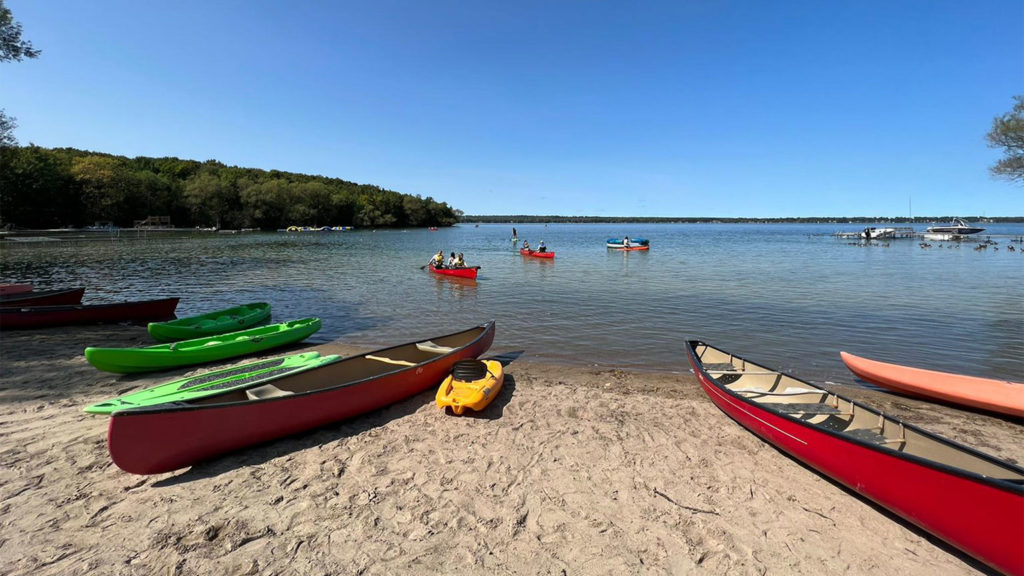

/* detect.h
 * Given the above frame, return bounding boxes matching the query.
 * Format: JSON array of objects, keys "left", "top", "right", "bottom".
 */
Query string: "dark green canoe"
[
  {"left": 147, "top": 302, "right": 272, "bottom": 342},
  {"left": 84, "top": 351, "right": 341, "bottom": 414},
  {"left": 86, "top": 318, "right": 322, "bottom": 374}
]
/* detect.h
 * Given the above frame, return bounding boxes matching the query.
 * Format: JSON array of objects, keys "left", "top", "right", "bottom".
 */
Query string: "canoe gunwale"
[
  {"left": 685, "top": 340, "right": 1024, "bottom": 494},
  {"left": 113, "top": 321, "right": 496, "bottom": 417}
]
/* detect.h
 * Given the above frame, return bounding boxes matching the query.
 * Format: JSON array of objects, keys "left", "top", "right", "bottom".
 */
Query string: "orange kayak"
[{"left": 840, "top": 352, "right": 1024, "bottom": 418}]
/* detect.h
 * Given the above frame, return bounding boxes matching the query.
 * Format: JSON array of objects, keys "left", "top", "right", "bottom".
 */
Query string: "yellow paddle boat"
[{"left": 436, "top": 359, "right": 504, "bottom": 415}]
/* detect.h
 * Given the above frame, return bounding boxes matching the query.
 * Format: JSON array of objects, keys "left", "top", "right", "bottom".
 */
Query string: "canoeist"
[
  {"left": 623, "top": 236, "right": 631, "bottom": 248},
  {"left": 454, "top": 253, "right": 466, "bottom": 267},
  {"left": 538, "top": 240, "right": 547, "bottom": 253},
  {"left": 447, "top": 252, "right": 457, "bottom": 267},
  {"left": 429, "top": 250, "right": 445, "bottom": 269},
  {"left": 522, "top": 240, "right": 530, "bottom": 251}
]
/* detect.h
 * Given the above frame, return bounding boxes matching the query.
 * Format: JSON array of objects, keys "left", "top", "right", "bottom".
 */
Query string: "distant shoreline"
[{"left": 461, "top": 215, "right": 1024, "bottom": 224}]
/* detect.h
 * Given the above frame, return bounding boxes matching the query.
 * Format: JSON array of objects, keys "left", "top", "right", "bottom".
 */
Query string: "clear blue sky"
[{"left": 5, "top": 1, "right": 1023, "bottom": 217}]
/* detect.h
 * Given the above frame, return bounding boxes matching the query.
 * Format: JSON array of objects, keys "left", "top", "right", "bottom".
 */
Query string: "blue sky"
[{"left": 4, "top": 1, "right": 1022, "bottom": 217}]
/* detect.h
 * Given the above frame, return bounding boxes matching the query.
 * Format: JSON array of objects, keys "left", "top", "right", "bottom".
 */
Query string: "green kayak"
[
  {"left": 85, "top": 317, "right": 322, "bottom": 374},
  {"left": 147, "top": 302, "right": 272, "bottom": 342},
  {"left": 84, "top": 351, "right": 341, "bottom": 414}
]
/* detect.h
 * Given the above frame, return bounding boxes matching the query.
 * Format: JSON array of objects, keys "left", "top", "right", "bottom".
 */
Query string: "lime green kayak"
[
  {"left": 84, "top": 351, "right": 341, "bottom": 414},
  {"left": 147, "top": 302, "right": 272, "bottom": 342},
  {"left": 85, "top": 318, "right": 322, "bottom": 373}
]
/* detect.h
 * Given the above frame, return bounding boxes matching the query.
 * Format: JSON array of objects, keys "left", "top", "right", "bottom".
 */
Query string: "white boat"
[
  {"left": 861, "top": 227, "right": 896, "bottom": 239},
  {"left": 925, "top": 218, "right": 985, "bottom": 236}
]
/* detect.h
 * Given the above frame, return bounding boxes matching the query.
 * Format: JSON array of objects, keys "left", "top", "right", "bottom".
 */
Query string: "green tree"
[
  {"left": 987, "top": 95, "right": 1024, "bottom": 183},
  {"left": 0, "top": 0, "right": 39, "bottom": 62},
  {"left": 1, "top": 0, "right": 40, "bottom": 146}
]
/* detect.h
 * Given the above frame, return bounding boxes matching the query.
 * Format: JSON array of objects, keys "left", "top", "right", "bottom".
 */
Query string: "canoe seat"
[
  {"left": 246, "top": 384, "right": 294, "bottom": 400},
  {"left": 416, "top": 341, "right": 456, "bottom": 354},
  {"left": 846, "top": 428, "right": 907, "bottom": 446},
  {"left": 771, "top": 403, "right": 844, "bottom": 415},
  {"left": 733, "top": 387, "right": 823, "bottom": 396},
  {"left": 365, "top": 355, "right": 416, "bottom": 366}
]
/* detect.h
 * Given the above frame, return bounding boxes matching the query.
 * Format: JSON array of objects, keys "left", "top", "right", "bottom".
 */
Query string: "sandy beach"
[{"left": 0, "top": 325, "right": 1020, "bottom": 575}]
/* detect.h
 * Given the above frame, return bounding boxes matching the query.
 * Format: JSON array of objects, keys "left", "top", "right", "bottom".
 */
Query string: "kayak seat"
[
  {"left": 246, "top": 384, "right": 294, "bottom": 400},
  {"left": 416, "top": 341, "right": 456, "bottom": 354},
  {"left": 365, "top": 355, "right": 417, "bottom": 366}
]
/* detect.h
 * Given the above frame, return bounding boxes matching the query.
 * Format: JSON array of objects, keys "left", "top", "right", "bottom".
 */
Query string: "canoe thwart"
[
  {"left": 245, "top": 384, "right": 294, "bottom": 400},
  {"left": 365, "top": 355, "right": 417, "bottom": 366}
]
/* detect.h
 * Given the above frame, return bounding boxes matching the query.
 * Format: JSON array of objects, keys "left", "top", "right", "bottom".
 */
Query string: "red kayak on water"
[
  {"left": 428, "top": 265, "right": 479, "bottom": 279},
  {"left": 520, "top": 248, "right": 554, "bottom": 259},
  {"left": 0, "top": 287, "right": 85, "bottom": 307},
  {"left": 686, "top": 340, "right": 1024, "bottom": 576},
  {"left": 0, "top": 298, "right": 179, "bottom": 330}
]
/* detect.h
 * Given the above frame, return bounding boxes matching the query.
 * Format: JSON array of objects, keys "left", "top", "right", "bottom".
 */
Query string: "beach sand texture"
[{"left": 1, "top": 326, "right": 1020, "bottom": 575}]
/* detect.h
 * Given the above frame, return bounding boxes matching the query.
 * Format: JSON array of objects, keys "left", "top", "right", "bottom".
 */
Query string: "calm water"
[{"left": 2, "top": 223, "right": 1022, "bottom": 384}]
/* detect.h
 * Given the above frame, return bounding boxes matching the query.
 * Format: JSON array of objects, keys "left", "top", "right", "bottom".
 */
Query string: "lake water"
[{"left": 2, "top": 222, "right": 1022, "bottom": 385}]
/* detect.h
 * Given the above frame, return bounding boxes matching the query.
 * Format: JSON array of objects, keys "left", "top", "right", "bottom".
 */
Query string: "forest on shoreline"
[
  {"left": 0, "top": 146, "right": 461, "bottom": 230},
  {"left": 462, "top": 215, "right": 1024, "bottom": 224}
]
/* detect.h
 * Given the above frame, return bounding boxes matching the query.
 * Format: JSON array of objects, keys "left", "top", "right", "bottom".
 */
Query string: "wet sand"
[{"left": 0, "top": 325, "right": 1019, "bottom": 575}]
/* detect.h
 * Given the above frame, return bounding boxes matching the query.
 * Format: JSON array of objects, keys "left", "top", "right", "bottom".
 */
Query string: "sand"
[{"left": 0, "top": 325, "right": 1020, "bottom": 575}]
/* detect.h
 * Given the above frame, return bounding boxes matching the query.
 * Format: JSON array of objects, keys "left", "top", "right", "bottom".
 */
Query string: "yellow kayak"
[{"left": 436, "top": 359, "right": 504, "bottom": 415}]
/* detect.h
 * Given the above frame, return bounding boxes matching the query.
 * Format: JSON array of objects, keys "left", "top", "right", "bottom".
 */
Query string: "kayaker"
[
  {"left": 447, "top": 252, "right": 457, "bottom": 267},
  {"left": 429, "top": 250, "right": 444, "bottom": 268},
  {"left": 538, "top": 240, "right": 547, "bottom": 253},
  {"left": 454, "top": 253, "right": 466, "bottom": 267},
  {"left": 623, "top": 236, "right": 631, "bottom": 248}
]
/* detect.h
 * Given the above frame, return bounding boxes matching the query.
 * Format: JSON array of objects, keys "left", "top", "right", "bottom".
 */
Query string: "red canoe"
[
  {"left": 428, "top": 265, "right": 479, "bottom": 279},
  {"left": 520, "top": 248, "right": 555, "bottom": 259},
  {"left": 0, "top": 283, "right": 32, "bottom": 296},
  {"left": 107, "top": 321, "right": 496, "bottom": 474},
  {"left": 0, "top": 287, "right": 85, "bottom": 307},
  {"left": 0, "top": 298, "right": 179, "bottom": 330},
  {"left": 608, "top": 245, "right": 649, "bottom": 251},
  {"left": 686, "top": 340, "right": 1024, "bottom": 576},
  {"left": 840, "top": 351, "right": 1024, "bottom": 418}
]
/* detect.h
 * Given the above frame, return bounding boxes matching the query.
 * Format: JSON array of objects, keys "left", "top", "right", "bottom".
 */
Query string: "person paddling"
[
  {"left": 429, "top": 250, "right": 445, "bottom": 269},
  {"left": 454, "top": 252, "right": 466, "bottom": 267},
  {"left": 538, "top": 240, "right": 547, "bottom": 253}
]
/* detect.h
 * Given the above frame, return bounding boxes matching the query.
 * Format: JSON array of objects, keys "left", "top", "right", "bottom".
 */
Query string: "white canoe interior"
[{"left": 691, "top": 342, "right": 1024, "bottom": 484}]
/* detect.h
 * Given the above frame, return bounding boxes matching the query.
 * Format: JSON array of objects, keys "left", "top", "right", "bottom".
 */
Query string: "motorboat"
[{"left": 925, "top": 218, "right": 985, "bottom": 236}]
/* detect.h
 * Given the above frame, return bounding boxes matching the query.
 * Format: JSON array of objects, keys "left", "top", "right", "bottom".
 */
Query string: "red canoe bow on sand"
[
  {"left": 520, "top": 248, "right": 555, "bottom": 259},
  {"left": 428, "top": 265, "right": 479, "bottom": 279},
  {"left": 107, "top": 321, "right": 496, "bottom": 474},
  {"left": 686, "top": 340, "right": 1024, "bottom": 576},
  {"left": 0, "top": 297, "right": 179, "bottom": 329},
  {"left": 840, "top": 351, "right": 1024, "bottom": 418},
  {"left": 0, "top": 287, "right": 85, "bottom": 307}
]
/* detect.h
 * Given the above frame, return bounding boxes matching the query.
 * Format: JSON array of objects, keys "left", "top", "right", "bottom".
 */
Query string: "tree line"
[
  {"left": 460, "top": 215, "right": 1023, "bottom": 224},
  {"left": 0, "top": 146, "right": 461, "bottom": 230}
]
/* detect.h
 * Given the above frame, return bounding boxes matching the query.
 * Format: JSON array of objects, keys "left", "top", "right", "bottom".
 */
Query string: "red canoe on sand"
[
  {"left": 429, "top": 265, "right": 479, "bottom": 279},
  {"left": 520, "top": 248, "right": 554, "bottom": 259},
  {"left": 0, "top": 287, "right": 85, "bottom": 307},
  {"left": 107, "top": 321, "right": 496, "bottom": 474},
  {"left": 840, "top": 351, "right": 1024, "bottom": 418},
  {"left": 0, "top": 298, "right": 179, "bottom": 330},
  {"left": 686, "top": 340, "right": 1024, "bottom": 576}
]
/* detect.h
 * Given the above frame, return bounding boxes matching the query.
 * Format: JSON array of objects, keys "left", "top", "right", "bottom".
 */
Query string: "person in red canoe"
[
  {"left": 454, "top": 252, "right": 466, "bottom": 267},
  {"left": 537, "top": 240, "right": 547, "bottom": 253},
  {"left": 522, "top": 240, "right": 530, "bottom": 251},
  {"left": 429, "top": 250, "right": 445, "bottom": 269},
  {"left": 447, "top": 252, "right": 457, "bottom": 267}
]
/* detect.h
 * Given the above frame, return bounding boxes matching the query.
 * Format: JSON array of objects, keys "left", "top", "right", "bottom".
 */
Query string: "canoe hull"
[
  {"left": 0, "top": 283, "right": 32, "bottom": 296},
  {"left": 840, "top": 352, "right": 1024, "bottom": 418},
  {"left": 686, "top": 342, "right": 1024, "bottom": 576},
  {"left": 0, "top": 287, "right": 85, "bottom": 307},
  {"left": 429, "top": 266, "right": 478, "bottom": 279},
  {"left": 148, "top": 302, "right": 272, "bottom": 342},
  {"left": 520, "top": 249, "right": 555, "bottom": 259},
  {"left": 85, "top": 318, "right": 322, "bottom": 373},
  {"left": 0, "top": 298, "right": 179, "bottom": 330},
  {"left": 108, "top": 322, "right": 495, "bottom": 474}
]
